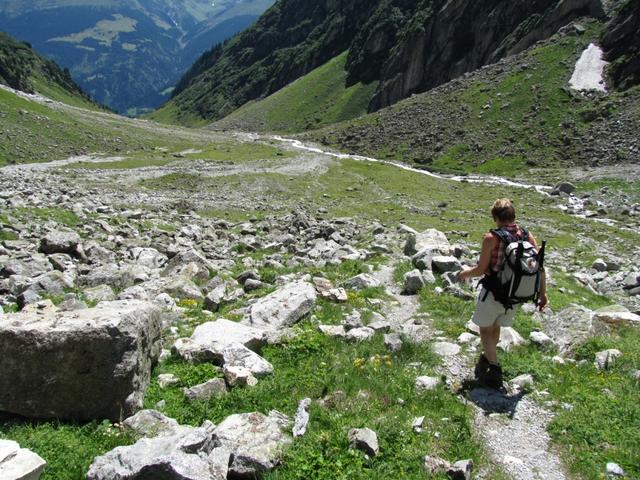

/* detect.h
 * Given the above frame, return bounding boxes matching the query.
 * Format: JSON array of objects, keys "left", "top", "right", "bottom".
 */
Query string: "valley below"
[{"left": 1, "top": 82, "right": 639, "bottom": 480}]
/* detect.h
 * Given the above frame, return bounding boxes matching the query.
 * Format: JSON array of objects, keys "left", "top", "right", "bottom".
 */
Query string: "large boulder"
[
  {"left": 173, "top": 319, "right": 267, "bottom": 363},
  {"left": 0, "top": 300, "right": 163, "bottom": 421},
  {"left": 214, "top": 411, "right": 292, "bottom": 477},
  {"left": 87, "top": 422, "right": 229, "bottom": 480},
  {"left": 0, "top": 439, "right": 46, "bottom": 480},
  {"left": 248, "top": 281, "right": 316, "bottom": 330},
  {"left": 539, "top": 305, "right": 595, "bottom": 353},
  {"left": 39, "top": 230, "right": 81, "bottom": 256},
  {"left": 404, "top": 228, "right": 450, "bottom": 256}
]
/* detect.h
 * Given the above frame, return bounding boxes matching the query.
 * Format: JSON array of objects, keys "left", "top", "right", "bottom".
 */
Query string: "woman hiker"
[{"left": 459, "top": 198, "right": 548, "bottom": 388}]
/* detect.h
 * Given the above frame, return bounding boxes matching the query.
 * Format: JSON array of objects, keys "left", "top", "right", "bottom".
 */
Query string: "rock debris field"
[{"left": 0, "top": 144, "right": 639, "bottom": 480}]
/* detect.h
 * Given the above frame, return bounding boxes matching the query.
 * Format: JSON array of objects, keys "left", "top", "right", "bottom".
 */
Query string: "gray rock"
[
  {"left": 84, "top": 285, "right": 116, "bottom": 303},
  {"left": 162, "top": 249, "right": 213, "bottom": 282},
  {"left": 346, "top": 327, "right": 375, "bottom": 342},
  {"left": 343, "top": 310, "right": 363, "bottom": 330},
  {"left": 529, "top": 331, "right": 555, "bottom": 349},
  {"left": 606, "top": 462, "right": 625, "bottom": 477},
  {"left": 122, "top": 409, "right": 184, "bottom": 438},
  {"left": 223, "top": 365, "right": 258, "bottom": 388},
  {"left": 39, "top": 230, "right": 81, "bottom": 256},
  {"left": 343, "top": 273, "right": 381, "bottom": 290},
  {"left": 593, "top": 306, "right": 640, "bottom": 326},
  {"left": 542, "top": 305, "right": 595, "bottom": 352},
  {"left": 130, "top": 247, "right": 167, "bottom": 269},
  {"left": 87, "top": 424, "right": 228, "bottom": 480},
  {"left": 551, "top": 181, "right": 576, "bottom": 195},
  {"left": 222, "top": 343, "right": 273, "bottom": 378},
  {"left": 0, "top": 300, "right": 163, "bottom": 420},
  {"left": 0, "top": 439, "right": 47, "bottom": 480},
  {"left": 404, "top": 228, "right": 450, "bottom": 256},
  {"left": 591, "top": 258, "right": 608, "bottom": 272},
  {"left": 184, "top": 379, "right": 227, "bottom": 402},
  {"left": 203, "top": 281, "right": 244, "bottom": 312},
  {"left": 292, "top": 398, "right": 312, "bottom": 437},
  {"left": 348, "top": 427, "right": 379, "bottom": 457},
  {"left": 163, "top": 276, "right": 204, "bottom": 302},
  {"left": 173, "top": 319, "right": 266, "bottom": 363},
  {"left": 431, "top": 255, "right": 462, "bottom": 273},
  {"left": 404, "top": 269, "right": 426, "bottom": 294},
  {"left": 157, "top": 374, "right": 180, "bottom": 389},
  {"left": 248, "top": 281, "right": 316, "bottom": 330},
  {"left": 433, "top": 341, "right": 461, "bottom": 357},
  {"left": 384, "top": 332, "right": 403, "bottom": 352},
  {"left": 448, "top": 459, "right": 473, "bottom": 480},
  {"left": 318, "top": 324, "right": 347, "bottom": 338},
  {"left": 214, "top": 411, "right": 292, "bottom": 477},
  {"left": 423, "top": 455, "right": 450, "bottom": 475},
  {"left": 497, "top": 327, "right": 527, "bottom": 352},
  {"left": 509, "top": 374, "right": 534, "bottom": 389},
  {"left": 594, "top": 349, "right": 622, "bottom": 370},
  {"left": 415, "top": 376, "right": 440, "bottom": 392}
]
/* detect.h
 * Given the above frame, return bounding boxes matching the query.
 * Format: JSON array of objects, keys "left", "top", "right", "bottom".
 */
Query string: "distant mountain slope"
[
  {"left": 211, "top": 52, "right": 377, "bottom": 132},
  {"left": 159, "top": 0, "right": 606, "bottom": 125},
  {"left": 303, "top": 22, "right": 640, "bottom": 173},
  {"left": 0, "top": 0, "right": 274, "bottom": 114},
  {"left": 0, "top": 31, "right": 93, "bottom": 108}
]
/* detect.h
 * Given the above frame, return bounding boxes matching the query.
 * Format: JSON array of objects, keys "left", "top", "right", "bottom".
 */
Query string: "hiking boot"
[
  {"left": 485, "top": 364, "right": 504, "bottom": 389},
  {"left": 474, "top": 354, "right": 490, "bottom": 380}
]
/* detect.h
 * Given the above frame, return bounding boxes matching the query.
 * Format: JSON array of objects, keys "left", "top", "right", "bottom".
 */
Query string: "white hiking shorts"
[{"left": 471, "top": 288, "right": 519, "bottom": 327}]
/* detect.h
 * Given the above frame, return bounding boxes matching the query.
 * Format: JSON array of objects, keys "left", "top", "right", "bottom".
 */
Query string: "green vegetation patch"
[{"left": 216, "top": 52, "right": 377, "bottom": 133}]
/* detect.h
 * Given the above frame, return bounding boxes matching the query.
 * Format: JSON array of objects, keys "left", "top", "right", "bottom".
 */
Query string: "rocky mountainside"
[
  {"left": 303, "top": 20, "right": 640, "bottom": 172},
  {"left": 601, "top": 0, "right": 640, "bottom": 90},
  {"left": 0, "top": 31, "right": 89, "bottom": 103},
  {"left": 159, "top": 0, "right": 606, "bottom": 125},
  {"left": 0, "top": 0, "right": 274, "bottom": 114}
]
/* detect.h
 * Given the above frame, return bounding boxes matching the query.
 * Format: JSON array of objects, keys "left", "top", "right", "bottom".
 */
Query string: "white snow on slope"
[{"left": 569, "top": 43, "right": 608, "bottom": 92}]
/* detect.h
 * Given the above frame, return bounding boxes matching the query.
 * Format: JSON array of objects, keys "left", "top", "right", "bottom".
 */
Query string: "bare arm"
[{"left": 459, "top": 233, "right": 495, "bottom": 280}]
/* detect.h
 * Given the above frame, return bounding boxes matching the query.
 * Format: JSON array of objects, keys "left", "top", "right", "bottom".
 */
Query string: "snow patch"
[{"left": 569, "top": 43, "right": 608, "bottom": 92}]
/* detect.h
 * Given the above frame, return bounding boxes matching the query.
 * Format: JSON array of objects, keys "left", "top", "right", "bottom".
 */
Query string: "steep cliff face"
[
  {"left": 355, "top": 0, "right": 606, "bottom": 111},
  {"left": 601, "top": 0, "right": 640, "bottom": 90}
]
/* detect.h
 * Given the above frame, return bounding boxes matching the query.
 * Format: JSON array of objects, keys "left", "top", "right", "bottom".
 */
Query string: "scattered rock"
[
  {"left": 318, "top": 324, "right": 346, "bottom": 338},
  {"left": 222, "top": 343, "right": 273, "bottom": 377},
  {"left": 594, "top": 349, "right": 622, "bottom": 370},
  {"left": 415, "top": 376, "right": 440, "bottom": 392},
  {"left": 343, "top": 273, "right": 381, "bottom": 290},
  {"left": 348, "top": 427, "right": 379, "bottom": 457},
  {"left": 293, "top": 398, "right": 312, "bottom": 437},
  {"left": 433, "top": 341, "right": 461, "bottom": 357},
  {"left": 173, "top": 319, "right": 266, "bottom": 363},
  {"left": 183, "top": 378, "right": 227, "bottom": 402},
  {"left": 0, "top": 439, "right": 47, "bottom": 480},
  {"left": 122, "top": 409, "right": 183, "bottom": 438},
  {"left": 346, "top": 327, "right": 375, "bottom": 342},
  {"left": 214, "top": 411, "right": 292, "bottom": 477},
  {"left": 248, "top": 281, "right": 317, "bottom": 329},
  {"left": 384, "top": 332, "right": 403, "bottom": 352},
  {"left": 509, "top": 374, "right": 534, "bottom": 389},
  {"left": 606, "top": 462, "right": 625, "bottom": 477}
]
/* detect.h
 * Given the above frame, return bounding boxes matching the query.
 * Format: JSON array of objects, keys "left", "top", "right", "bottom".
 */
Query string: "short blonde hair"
[{"left": 491, "top": 198, "right": 516, "bottom": 222}]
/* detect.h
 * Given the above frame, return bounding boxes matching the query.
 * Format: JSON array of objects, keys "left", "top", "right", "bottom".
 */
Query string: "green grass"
[
  {"left": 501, "top": 326, "right": 640, "bottom": 480},
  {"left": 145, "top": 325, "right": 483, "bottom": 480},
  {"left": 0, "top": 419, "right": 132, "bottom": 480},
  {"left": 12, "top": 207, "right": 81, "bottom": 228},
  {"left": 215, "top": 51, "right": 377, "bottom": 133}
]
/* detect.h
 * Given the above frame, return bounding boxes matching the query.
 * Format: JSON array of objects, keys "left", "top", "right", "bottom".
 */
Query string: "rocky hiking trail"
[{"left": 371, "top": 256, "right": 567, "bottom": 480}]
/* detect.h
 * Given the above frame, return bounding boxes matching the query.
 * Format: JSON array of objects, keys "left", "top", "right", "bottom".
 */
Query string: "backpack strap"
[{"left": 490, "top": 228, "right": 512, "bottom": 245}]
